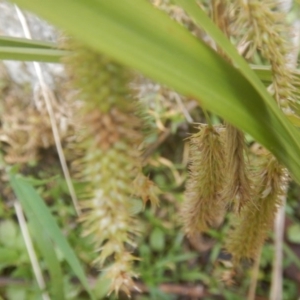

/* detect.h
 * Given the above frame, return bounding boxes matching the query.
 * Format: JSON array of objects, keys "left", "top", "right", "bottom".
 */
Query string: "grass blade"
[
  {"left": 0, "top": 46, "right": 67, "bottom": 62},
  {"left": 9, "top": 173, "right": 95, "bottom": 300},
  {"left": 20, "top": 195, "right": 65, "bottom": 300},
  {"left": 0, "top": 36, "right": 58, "bottom": 49},
  {"left": 14, "top": 202, "right": 50, "bottom": 300}
]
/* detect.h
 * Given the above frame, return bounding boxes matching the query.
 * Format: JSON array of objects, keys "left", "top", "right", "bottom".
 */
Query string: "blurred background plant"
[{"left": 0, "top": 0, "right": 300, "bottom": 299}]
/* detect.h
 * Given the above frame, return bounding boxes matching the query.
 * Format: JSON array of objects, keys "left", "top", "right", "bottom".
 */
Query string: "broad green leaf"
[
  {"left": 0, "top": 36, "right": 57, "bottom": 49},
  {"left": 8, "top": 0, "right": 300, "bottom": 182},
  {"left": 9, "top": 174, "right": 95, "bottom": 300},
  {"left": 0, "top": 46, "right": 66, "bottom": 62}
]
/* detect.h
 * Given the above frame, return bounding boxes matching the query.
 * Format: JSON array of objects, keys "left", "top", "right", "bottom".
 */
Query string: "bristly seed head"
[
  {"left": 63, "top": 38, "right": 160, "bottom": 296},
  {"left": 225, "top": 155, "right": 288, "bottom": 264},
  {"left": 181, "top": 124, "right": 226, "bottom": 237}
]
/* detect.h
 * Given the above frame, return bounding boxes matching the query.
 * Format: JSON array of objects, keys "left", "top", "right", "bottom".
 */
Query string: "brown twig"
[
  {"left": 0, "top": 277, "right": 28, "bottom": 287},
  {"left": 133, "top": 282, "right": 206, "bottom": 298}
]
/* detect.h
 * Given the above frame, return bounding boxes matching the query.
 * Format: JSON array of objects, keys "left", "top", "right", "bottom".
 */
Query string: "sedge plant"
[{"left": 1, "top": 0, "right": 300, "bottom": 298}]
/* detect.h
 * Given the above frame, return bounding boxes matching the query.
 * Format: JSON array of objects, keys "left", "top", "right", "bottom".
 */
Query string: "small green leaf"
[
  {"left": 21, "top": 175, "right": 60, "bottom": 186},
  {"left": 0, "top": 220, "right": 18, "bottom": 247},
  {"left": 92, "top": 274, "right": 111, "bottom": 299},
  {"left": 287, "top": 224, "right": 300, "bottom": 243},
  {"left": 0, "top": 248, "right": 19, "bottom": 264},
  {"left": 150, "top": 227, "right": 165, "bottom": 252},
  {"left": 128, "top": 199, "right": 143, "bottom": 215},
  {"left": 286, "top": 113, "right": 300, "bottom": 128},
  {"left": 6, "top": 287, "right": 27, "bottom": 300}
]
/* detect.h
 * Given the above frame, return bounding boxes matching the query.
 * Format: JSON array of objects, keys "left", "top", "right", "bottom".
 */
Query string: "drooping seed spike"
[
  {"left": 221, "top": 124, "right": 252, "bottom": 212},
  {"left": 225, "top": 155, "right": 288, "bottom": 264},
  {"left": 182, "top": 125, "right": 226, "bottom": 237}
]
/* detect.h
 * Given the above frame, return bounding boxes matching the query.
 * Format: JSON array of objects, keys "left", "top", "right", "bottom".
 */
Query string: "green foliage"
[
  {"left": 6, "top": 0, "right": 300, "bottom": 182},
  {"left": 0, "top": 1, "right": 300, "bottom": 300},
  {"left": 9, "top": 173, "right": 95, "bottom": 300}
]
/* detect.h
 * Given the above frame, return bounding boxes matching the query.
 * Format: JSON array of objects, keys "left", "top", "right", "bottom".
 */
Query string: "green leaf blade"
[
  {"left": 0, "top": 36, "right": 58, "bottom": 49},
  {"left": 22, "top": 200, "right": 65, "bottom": 300},
  {"left": 9, "top": 174, "right": 95, "bottom": 300},
  {"left": 0, "top": 46, "right": 67, "bottom": 62}
]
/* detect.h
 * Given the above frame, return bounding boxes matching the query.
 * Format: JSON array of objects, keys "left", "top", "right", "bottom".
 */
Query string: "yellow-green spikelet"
[
  {"left": 225, "top": 156, "right": 287, "bottom": 264},
  {"left": 64, "top": 41, "right": 131, "bottom": 113},
  {"left": 221, "top": 124, "right": 252, "bottom": 212},
  {"left": 231, "top": 0, "right": 296, "bottom": 107},
  {"left": 63, "top": 40, "right": 143, "bottom": 296},
  {"left": 182, "top": 125, "right": 226, "bottom": 236}
]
